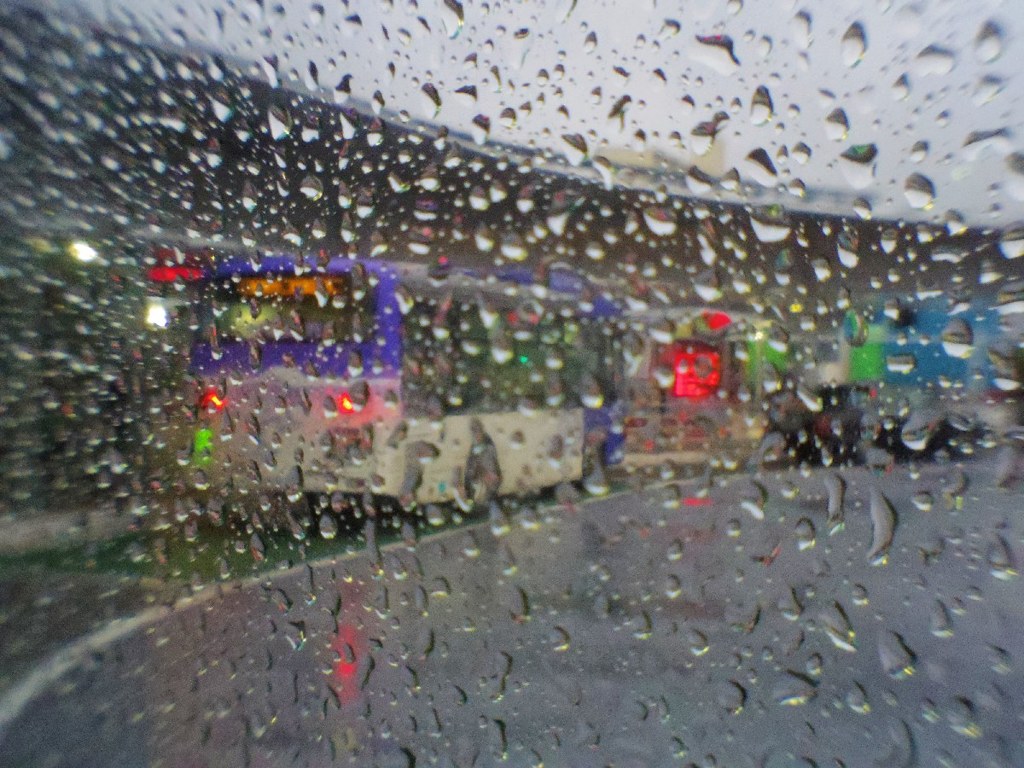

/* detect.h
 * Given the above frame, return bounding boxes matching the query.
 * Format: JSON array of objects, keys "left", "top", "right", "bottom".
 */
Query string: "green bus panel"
[{"left": 849, "top": 341, "right": 885, "bottom": 381}]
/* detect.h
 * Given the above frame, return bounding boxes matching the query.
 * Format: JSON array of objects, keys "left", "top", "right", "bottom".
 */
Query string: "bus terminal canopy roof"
[{"left": 79, "top": 0, "right": 1024, "bottom": 226}]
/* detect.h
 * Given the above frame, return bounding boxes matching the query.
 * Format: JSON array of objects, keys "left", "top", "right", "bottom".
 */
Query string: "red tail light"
[
  {"left": 338, "top": 392, "right": 355, "bottom": 413},
  {"left": 199, "top": 387, "right": 226, "bottom": 413},
  {"left": 672, "top": 350, "right": 722, "bottom": 399},
  {"left": 147, "top": 265, "right": 205, "bottom": 282}
]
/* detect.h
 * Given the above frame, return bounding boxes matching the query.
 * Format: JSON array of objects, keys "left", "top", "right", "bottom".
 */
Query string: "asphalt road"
[{"left": 3, "top": 454, "right": 1024, "bottom": 767}]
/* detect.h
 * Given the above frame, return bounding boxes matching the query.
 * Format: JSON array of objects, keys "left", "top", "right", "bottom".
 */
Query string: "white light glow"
[
  {"left": 146, "top": 301, "right": 169, "bottom": 328},
  {"left": 70, "top": 241, "right": 98, "bottom": 263}
]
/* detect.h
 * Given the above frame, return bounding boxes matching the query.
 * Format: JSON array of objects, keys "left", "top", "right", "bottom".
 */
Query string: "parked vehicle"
[{"left": 182, "top": 254, "right": 625, "bottom": 509}]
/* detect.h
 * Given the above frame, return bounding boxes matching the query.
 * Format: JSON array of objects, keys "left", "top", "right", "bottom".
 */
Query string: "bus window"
[
  {"left": 401, "top": 294, "right": 615, "bottom": 415},
  {"left": 210, "top": 274, "right": 373, "bottom": 344}
]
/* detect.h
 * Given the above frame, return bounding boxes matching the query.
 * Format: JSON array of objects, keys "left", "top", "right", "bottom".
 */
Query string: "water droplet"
[
  {"left": 804, "top": 653, "right": 824, "bottom": 680},
  {"left": 750, "top": 212, "right": 791, "bottom": 243},
  {"left": 988, "top": 645, "right": 1012, "bottom": 674},
  {"left": 947, "top": 697, "right": 982, "bottom": 738},
  {"left": 667, "top": 539, "right": 685, "bottom": 561},
  {"left": 941, "top": 318, "right": 974, "bottom": 359},
  {"left": 716, "top": 680, "right": 747, "bottom": 714},
  {"left": 930, "top": 599, "right": 953, "bottom": 637},
  {"left": 773, "top": 671, "right": 817, "bottom": 706},
  {"left": 915, "top": 45, "right": 956, "bottom": 76},
  {"left": 687, "top": 627, "right": 710, "bottom": 656},
  {"left": 878, "top": 630, "right": 916, "bottom": 678},
  {"left": 268, "top": 104, "right": 292, "bottom": 140},
  {"left": 821, "top": 602, "right": 857, "bottom": 652},
  {"left": 853, "top": 197, "right": 873, "bottom": 219},
  {"left": 744, "top": 148, "right": 778, "bottom": 186},
  {"left": 839, "top": 144, "right": 877, "bottom": 189},
  {"left": 551, "top": 625, "right": 571, "bottom": 652},
  {"left": 750, "top": 86, "right": 773, "bottom": 125},
  {"left": 886, "top": 354, "right": 917, "bottom": 375},
  {"left": 501, "top": 233, "right": 528, "bottom": 261},
  {"left": 988, "top": 534, "right": 1017, "bottom": 580},
  {"left": 825, "top": 474, "right": 845, "bottom": 534},
  {"left": 561, "top": 133, "right": 588, "bottom": 165},
  {"left": 440, "top": 0, "right": 464, "bottom": 39},
  {"left": 632, "top": 610, "right": 654, "bottom": 640},
  {"left": 664, "top": 574, "right": 682, "bottom": 599},
  {"left": 470, "top": 114, "right": 490, "bottom": 145},
  {"left": 867, "top": 488, "right": 897, "bottom": 565},
  {"left": 583, "top": 463, "right": 610, "bottom": 496},
  {"left": 795, "top": 517, "right": 816, "bottom": 551},
  {"left": 791, "top": 11, "right": 812, "bottom": 51},
  {"left": 841, "top": 22, "right": 867, "bottom": 67},
  {"left": 904, "top": 173, "right": 935, "bottom": 209},
  {"left": 846, "top": 682, "right": 870, "bottom": 713},
  {"left": 319, "top": 513, "right": 338, "bottom": 540},
  {"left": 837, "top": 231, "right": 859, "bottom": 269},
  {"left": 974, "top": 21, "right": 1003, "bottom": 63},
  {"left": 843, "top": 312, "right": 868, "bottom": 346},
  {"left": 778, "top": 589, "right": 803, "bottom": 621},
  {"left": 740, "top": 480, "right": 767, "bottom": 520},
  {"left": 694, "top": 269, "right": 723, "bottom": 302},
  {"left": 420, "top": 82, "right": 442, "bottom": 116},
  {"left": 299, "top": 174, "right": 323, "bottom": 201},
  {"left": 693, "top": 34, "right": 741, "bottom": 76},
  {"left": 643, "top": 205, "right": 677, "bottom": 236},
  {"left": 1007, "top": 154, "right": 1024, "bottom": 201},
  {"left": 824, "top": 108, "right": 849, "bottom": 141},
  {"left": 250, "top": 532, "right": 266, "bottom": 561},
  {"left": 900, "top": 413, "right": 936, "bottom": 452}
]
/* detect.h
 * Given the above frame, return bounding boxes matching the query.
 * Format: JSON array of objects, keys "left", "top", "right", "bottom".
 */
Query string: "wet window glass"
[
  {"left": 209, "top": 273, "right": 372, "bottom": 343},
  {"left": 2, "top": 1, "right": 1024, "bottom": 766}
]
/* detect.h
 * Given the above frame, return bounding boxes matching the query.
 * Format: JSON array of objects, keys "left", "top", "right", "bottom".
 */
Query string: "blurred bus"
[{"left": 183, "top": 254, "right": 624, "bottom": 508}]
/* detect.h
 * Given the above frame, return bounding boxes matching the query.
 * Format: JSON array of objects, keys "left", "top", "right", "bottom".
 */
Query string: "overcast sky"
[{"left": 70, "top": 0, "right": 1023, "bottom": 227}]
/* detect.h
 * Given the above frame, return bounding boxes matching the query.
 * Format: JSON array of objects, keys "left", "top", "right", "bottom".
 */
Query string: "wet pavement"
[{"left": 3, "top": 455, "right": 1024, "bottom": 767}]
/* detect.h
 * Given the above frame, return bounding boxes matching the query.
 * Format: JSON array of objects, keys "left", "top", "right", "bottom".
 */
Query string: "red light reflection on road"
[
  {"left": 683, "top": 497, "right": 712, "bottom": 507},
  {"left": 330, "top": 622, "right": 366, "bottom": 707}
]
